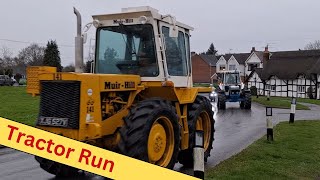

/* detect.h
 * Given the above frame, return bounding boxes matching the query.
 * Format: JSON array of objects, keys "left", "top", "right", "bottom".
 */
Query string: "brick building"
[{"left": 191, "top": 54, "right": 218, "bottom": 83}]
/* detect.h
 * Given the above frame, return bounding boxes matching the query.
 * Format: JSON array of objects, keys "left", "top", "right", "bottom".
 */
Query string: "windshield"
[
  {"left": 95, "top": 24, "right": 158, "bottom": 76},
  {"left": 224, "top": 73, "right": 240, "bottom": 84}
]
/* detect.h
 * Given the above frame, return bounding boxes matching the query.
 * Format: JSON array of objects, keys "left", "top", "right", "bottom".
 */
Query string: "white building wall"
[
  {"left": 245, "top": 52, "right": 263, "bottom": 76},
  {"left": 264, "top": 76, "right": 287, "bottom": 97},
  {"left": 227, "top": 56, "right": 239, "bottom": 69},
  {"left": 247, "top": 72, "right": 264, "bottom": 95},
  {"left": 216, "top": 57, "right": 227, "bottom": 73},
  {"left": 238, "top": 64, "right": 245, "bottom": 77}
]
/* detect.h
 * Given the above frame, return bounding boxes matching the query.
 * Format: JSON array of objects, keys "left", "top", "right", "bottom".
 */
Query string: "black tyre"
[
  {"left": 240, "top": 101, "right": 244, "bottom": 109},
  {"left": 118, "top": 98, "right": 180, "bottom": 169},
  {"left": 178, "top": 96, "right": 215, "bottom": 167},
  {"left": 244, "top": 93, "right": 251, "bottom": 109},
  {"left": 218, "top": 94, "right": 226, "bottom": 110},
  {"left": 35, "top": 156, "right": 79, "bottom": 177}
]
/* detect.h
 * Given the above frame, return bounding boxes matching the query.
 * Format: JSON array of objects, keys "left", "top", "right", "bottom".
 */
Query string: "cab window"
[{"left": 162, "top": 26, "right": 188, "bottom": 76}]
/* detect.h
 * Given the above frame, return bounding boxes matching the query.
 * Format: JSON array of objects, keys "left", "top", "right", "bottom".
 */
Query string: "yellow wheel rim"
[
  {"left": 148, "top": 116, "right": 174, "bottom": 167},
  {"left": 196, "top": 111, "right": 211, "bottom": 151}
]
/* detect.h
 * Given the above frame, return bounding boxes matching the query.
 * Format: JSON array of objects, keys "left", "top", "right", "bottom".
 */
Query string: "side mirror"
[
  {"left": 169, "top": 26, "right": 178, "bottom": 38},
  {"left": 82, "top": 33, "right": 87, "bottom": 44}
]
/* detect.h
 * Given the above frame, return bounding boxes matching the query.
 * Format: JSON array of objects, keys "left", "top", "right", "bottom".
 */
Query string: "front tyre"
[
  {"left": 118, "top": 99, "right": 180, "bottom": 169},
  {"left": 218, "top": 94, "right": 226, "bottom": 110},
  {"left": 35, "top": 156, "right": 79, "bottom": 177},
  {"left": 244, "top": 93, "right": 251, "bottom": 109}
]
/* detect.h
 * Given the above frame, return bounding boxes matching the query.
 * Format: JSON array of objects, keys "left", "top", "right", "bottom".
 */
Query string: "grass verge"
[
  {"left": 252, "top": 96, "right": 310, "bottom": 110},
  {"left": 0, "top": 86, "right": 39, "bottom": 126},
  {"left": 206, "top": 121, "right": 320, "bottom": 180},
  {"left": 281, "top": 97, "right": 320, "bottom": 106}
]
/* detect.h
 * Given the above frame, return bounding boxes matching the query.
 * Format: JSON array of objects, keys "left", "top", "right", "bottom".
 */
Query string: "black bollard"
[
  {"left": 266, "top": 107, "right": 273, "bottom": 141},
  {"left": 290, "top": 97, "right": 296, "bottom": 123},
  {"left": 193, "top": 130, "right": 204, "bottom": 179}
]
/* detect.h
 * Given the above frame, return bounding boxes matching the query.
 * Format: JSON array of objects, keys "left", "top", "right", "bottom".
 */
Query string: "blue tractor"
[{"left": 216, "top": 71, "right": 251, "bottom": 110}]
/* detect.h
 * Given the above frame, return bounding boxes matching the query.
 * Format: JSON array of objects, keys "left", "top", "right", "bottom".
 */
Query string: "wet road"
[{"left": 1, "top": 100, "right": 319, "bottom": 179}]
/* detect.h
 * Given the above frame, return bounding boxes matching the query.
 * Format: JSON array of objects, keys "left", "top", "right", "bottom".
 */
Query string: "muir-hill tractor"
[
  {"left": 27, "top": 7, "right": 215, "bottom": 177},
  {"left": 216, "top": 70, "right": 251, "bottom": 110}
]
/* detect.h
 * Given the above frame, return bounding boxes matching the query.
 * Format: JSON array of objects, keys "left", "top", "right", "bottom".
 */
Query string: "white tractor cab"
[
  {"left": 84, "top": 6, "right": 193, "bottom": 87},
  {"left": 216, "top": 70, "right": 251, "bottom": 109}
]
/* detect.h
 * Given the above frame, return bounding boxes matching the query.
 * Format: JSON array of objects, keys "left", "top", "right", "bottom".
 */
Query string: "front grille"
[{"left": 37, "top": 81, "right": 81, "bottom": 129}]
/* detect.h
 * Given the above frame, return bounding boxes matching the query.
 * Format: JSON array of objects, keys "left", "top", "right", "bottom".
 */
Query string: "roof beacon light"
[{"left": 139, "top": 16, "right": 148, "bottom": 24}]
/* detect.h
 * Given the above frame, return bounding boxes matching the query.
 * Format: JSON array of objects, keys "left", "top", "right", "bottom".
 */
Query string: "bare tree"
[
  {"left": 304, "top": 40, "right": 320, "bottom": 50},
  {"left": 12, "top": 57, "right": 27, "bottom": 75},
  {"left": 18, "top": 43, "right": 45, "bottom": 66},
  {"left": 0, "top": 46, "right": 14, "bottom": 75}
]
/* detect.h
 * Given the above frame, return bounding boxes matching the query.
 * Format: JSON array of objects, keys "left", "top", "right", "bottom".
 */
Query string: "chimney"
[
  {"left": 263, "top": 45, "right": 270, "bottom": 62},
  {"left": 251, "top": 47, "right": 256, "bottom": 53}
]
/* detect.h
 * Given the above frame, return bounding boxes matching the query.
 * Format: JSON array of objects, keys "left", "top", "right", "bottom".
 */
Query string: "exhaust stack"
[{"left": 74, "top": 7, "right": 84, "bottom": 73}]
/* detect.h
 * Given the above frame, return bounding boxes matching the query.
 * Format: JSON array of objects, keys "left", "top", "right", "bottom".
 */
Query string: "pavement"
[{"left": 0, "top": 99, "right": 319, "bottom": 179}]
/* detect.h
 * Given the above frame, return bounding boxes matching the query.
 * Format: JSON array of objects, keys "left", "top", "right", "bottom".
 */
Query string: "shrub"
[{"left": 250, "top": 86, "right": 257, "bottom": 96}]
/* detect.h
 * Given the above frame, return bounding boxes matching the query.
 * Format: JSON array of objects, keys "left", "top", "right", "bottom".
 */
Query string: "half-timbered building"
[{"left": 247, "top": 49, "right": 320, "bottom": 99}]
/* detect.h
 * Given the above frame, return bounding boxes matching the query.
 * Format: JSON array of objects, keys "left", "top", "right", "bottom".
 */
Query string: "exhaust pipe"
[{"left": 74, "top": 7, "right": 84, "bottom": 73}]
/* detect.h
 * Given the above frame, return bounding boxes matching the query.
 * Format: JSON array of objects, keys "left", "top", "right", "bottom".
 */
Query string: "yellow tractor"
[{"left": 27, "top": 6, "right": 215, "bottom": 177}]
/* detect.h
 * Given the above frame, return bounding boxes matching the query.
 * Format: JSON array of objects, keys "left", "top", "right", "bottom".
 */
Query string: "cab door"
[{"left": 159, "top": 22, "right": 192, "bottom": 87}]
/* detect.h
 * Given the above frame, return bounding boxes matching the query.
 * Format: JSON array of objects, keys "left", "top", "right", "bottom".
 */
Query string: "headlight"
[{"left": 210, "top": 92, "right": 217, "bottom": 97}]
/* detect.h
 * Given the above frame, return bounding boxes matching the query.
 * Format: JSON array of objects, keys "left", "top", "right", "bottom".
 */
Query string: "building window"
[
  {"left": 219, "top": 65, "right": 226, "bottom": 71},
  {"left": 229, "top": 64, "right": 236, "bottom": 70},
  {"left": 248, "top": 64, "right": 258, "bottom": 71},
  {"left": 265, "top": 84, "right": 276, "bottom": 91},
  {"left": 265, "top": 84, "right": 270, "bottom": 90},
  {"left": 298, "top": 85, "right": 305, "bottom": 93}
]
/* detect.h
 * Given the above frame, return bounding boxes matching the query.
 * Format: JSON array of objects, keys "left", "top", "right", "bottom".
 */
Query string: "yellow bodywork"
[
  {"left": 26, "top": 66, "right": 57, "bottom": 96},
  {"left": 26, "top": 67, "right": 211, "bottom": 151}
]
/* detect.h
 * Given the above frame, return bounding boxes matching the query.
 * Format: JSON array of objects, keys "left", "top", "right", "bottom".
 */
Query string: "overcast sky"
[{"left": 1, "top": 0, "right": 319, "bottom": 66}]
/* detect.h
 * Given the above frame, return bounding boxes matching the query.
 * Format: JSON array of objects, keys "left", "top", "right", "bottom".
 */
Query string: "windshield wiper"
[{"left": 119, "top": 23, "right": 137, "bottom": 57}]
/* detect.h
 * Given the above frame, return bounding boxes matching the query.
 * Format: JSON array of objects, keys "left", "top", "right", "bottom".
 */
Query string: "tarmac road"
[{"left": 0, "top": 98, "right": 319, "bottom": 180}]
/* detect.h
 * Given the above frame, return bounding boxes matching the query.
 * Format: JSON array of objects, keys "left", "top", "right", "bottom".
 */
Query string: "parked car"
[
  {"left": 19, "top": 78, "right": 27, "bottom": 85},
  {"left": 0, "top": 75, "right": 13, "bottom": 86}
]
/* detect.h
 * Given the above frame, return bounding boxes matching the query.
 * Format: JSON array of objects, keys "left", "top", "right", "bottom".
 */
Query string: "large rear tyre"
[
  {"left": 118, "top": 98, "right": 180, "bottom": 169},
  {"left": 178, "top": 96, "right": 215, "bottom": 167},
  {"left": 35, "top": 156, "right": 79, "bottom": 177},
  {"left": 218, "top": 94, "right": 226, "bottom": 110},
  {"left": 244, "top": 93, "right": 251, "bottom": 109}
]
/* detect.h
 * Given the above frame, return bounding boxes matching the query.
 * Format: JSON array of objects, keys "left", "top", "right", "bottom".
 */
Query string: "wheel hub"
[
  {"left": 196, "top": 112, "right": 211, "bottom": 151},
  {"left": 148, "top": 123, "right": 167, "bottom": 162}
]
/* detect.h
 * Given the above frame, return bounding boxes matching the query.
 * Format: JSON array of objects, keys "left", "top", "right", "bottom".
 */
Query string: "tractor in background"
[{"left": 216, "top": 70, "right": 251, "bottom": 110}]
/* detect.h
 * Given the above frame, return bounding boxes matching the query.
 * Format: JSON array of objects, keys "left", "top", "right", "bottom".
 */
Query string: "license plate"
[{"left": 38, "top": 117, "right": 69, "bottom": 127}]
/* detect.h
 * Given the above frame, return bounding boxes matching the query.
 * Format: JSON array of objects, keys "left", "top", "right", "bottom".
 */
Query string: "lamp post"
[
  {"left": 290, "top": 97, "right": 296, "bottom": 123},
  {"left": 193, "top": 130, "right": 204, "bottom": 179},
  {"left": 266, "top": 107, "right": 273, "bottom": 141}
]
